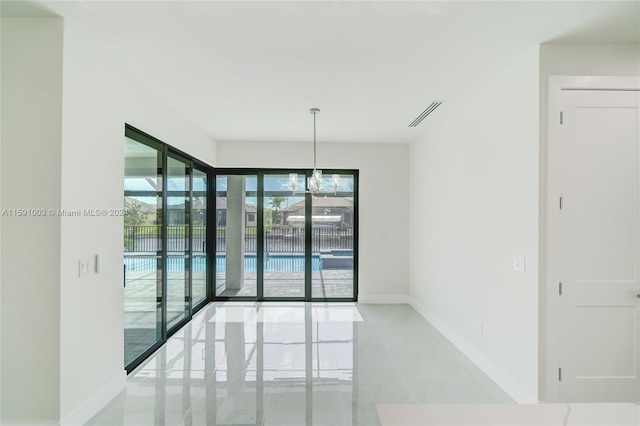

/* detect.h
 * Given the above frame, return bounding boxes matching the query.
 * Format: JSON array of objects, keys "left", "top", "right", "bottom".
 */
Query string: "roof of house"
[{"left": 281, "top": 197, "right": 354, "bottom": 212}]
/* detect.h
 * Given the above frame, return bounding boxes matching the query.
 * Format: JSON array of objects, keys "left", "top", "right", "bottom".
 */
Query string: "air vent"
[{"left": 408, "top": 101, "right": 443, "bottom": 127}]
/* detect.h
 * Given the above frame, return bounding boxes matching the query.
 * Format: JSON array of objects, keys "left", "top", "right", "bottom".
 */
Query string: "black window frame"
[
  {"left": 124, "top": 125, "right": 359, "bottom": 373},
  {"left": 213, "top": 168, "right": 359, "bottom": 303},
  {"left": 124, "top": 124, "right": 213, "bottom": 373}
]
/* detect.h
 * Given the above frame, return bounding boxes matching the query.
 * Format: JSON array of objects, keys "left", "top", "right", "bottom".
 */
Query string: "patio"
[{"left": 216, "top": 269, "right": 354, "bottom": 298}]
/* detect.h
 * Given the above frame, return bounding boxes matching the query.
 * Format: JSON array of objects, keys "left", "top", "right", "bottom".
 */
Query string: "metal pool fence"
[{"left": 124, "top": 225, "right": 353, "bottom": 254}]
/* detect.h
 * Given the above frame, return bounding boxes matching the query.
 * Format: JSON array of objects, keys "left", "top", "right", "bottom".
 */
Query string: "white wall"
[
  {"left": 0, "top": 21, "right": 2, "bottom": 421},
  {"left": 1, "top": 17, "right": 217, "bottom": 424},
  {"left": 1, "top": 17, "right": 64, "bottom": 422},
  {"left": 0, "top": 60, "right": 2, "bottom": 422},
  {"left": 58, "top": 22, "right": 217, "bottom": 423},
  {"left": 538, "top": 43, "right": 640, "bottom": 401},
  {"left": 407, "top": 42, "right": 640, "bottom": 405},
  {"left": 408, "top": 46, "right": 541, "bottom": 403},
  {"left": 217, "top": 141, "right": 410, "bottom": 300}
]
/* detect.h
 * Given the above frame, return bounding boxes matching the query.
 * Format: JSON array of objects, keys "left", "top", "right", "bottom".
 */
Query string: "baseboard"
[
  {"left": 408, "top": 297, "right": 538, "bottom": 404},
  {"left": 357, "top": 294, "right": 412, "bottom": 304},
  {"left": 60, "top": 370, "right": 126, "bottom": 426}
]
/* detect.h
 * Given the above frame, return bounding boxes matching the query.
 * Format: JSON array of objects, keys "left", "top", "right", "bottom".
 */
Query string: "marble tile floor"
[
  {"left": 124, "top": 270, "right": 353, "bottom": 364},
  {"left": 376, "top": 403, "right": 640, "bottom": 425},
  {"left": 89, "top": 303, "right": 513, "bottom": 426}
]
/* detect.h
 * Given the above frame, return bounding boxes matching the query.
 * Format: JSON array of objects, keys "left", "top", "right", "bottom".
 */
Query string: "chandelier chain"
[
  {"left": 312, "top": 108, "right": 318, "bottom": 170},
  {"left": 289, "top": 107, "right": 338, "bottom": 195}
]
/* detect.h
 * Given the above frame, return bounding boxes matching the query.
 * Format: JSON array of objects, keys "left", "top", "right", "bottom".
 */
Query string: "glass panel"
[
  {"left": 192, "top": 168, "right": 207, "bottom": 305},
  {"left": 312, "top": 174, "right": 355, "bottom": 298},
  {"left": 263, "top": 174, "right": 306, "bottom": 298},
  {"left": 123, "top": 137, "right": 163, "bottom": 366},
  {"left": 166, "top": 156, "right": 190, "bottom": 329},
  {"left": 216, "top": 175, "right": 258, "bottom": 297}
]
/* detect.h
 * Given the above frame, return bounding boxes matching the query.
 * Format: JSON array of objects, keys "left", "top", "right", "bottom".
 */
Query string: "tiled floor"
[
  {"left": 376, "top": 403, "right": 640, "bottom": 425},
  {"left": 124, "top": 270, "right": 354, "bottom": 365},
  {"left": 89, "top": 303, "right": 513, "bottom": 425}
]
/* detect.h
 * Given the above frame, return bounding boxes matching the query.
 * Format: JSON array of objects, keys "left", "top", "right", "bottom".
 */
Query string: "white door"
[{"left": 559, "top": 89, "right": 640, "bottom": 402}]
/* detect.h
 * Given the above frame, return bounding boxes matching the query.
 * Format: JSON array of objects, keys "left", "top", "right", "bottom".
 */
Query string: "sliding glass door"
[
  {"left": 214, "top": 169, "right": 358, "bottom": 302},
  {"left": 166, "top": 154, "right": 190, "bottom": 329},
  {"left": 263, "top": 174, "right": 306, "bottom": 298},
  {"left": 311, "top": 173, "right": 357, "bottom": 299},
  {"left": 192, "top": 167, "right": 208, "bottom": 306},
  {"left": 124, "top": 135, "right": 164, "bottom": 367},
  {"left": 124, "top": 125, "right": 210, "bottom": 372},
  {"left": 124, "top": 142, "right": 356, "bottom": 370}
]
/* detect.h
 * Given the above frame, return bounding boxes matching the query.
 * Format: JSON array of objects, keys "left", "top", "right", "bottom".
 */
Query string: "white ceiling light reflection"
[
  {"left": 312, "top": 303, "right": 363, "bottom": 322},
  {"left": 257, "top": 303, "right": 306, "bottom": 323},
  {"left": 208, "top": 302, "right": 259, "bottom": 323},
  {"left": 255, "top": 302, "right": 363, "bottom": 323}
]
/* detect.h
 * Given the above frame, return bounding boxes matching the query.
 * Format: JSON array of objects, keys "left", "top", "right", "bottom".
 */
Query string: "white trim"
[
  {"left": 60, "top": 370, "right": 126, "bottom": 426},
  {"left": 409, "top": 297, "right": 538, "bottom": 404},
  {"left": 544, "top": 75, "right": 640, "bottom": 402},
  {"left": 551, "top": 76, "right": 640, "bottom": 92},
  {"left": 357, "top": 294, "right": 412, "bottom": 304}
]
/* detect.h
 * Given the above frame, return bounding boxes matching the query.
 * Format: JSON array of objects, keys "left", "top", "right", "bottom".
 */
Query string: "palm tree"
[
  {"left": 124, "top": 200, "right": 148, "bottom": 226},
  {"left": 268, "top": 196, "right": 286, "bottom": 226},
  {"left": 124, "top": 200, "right": 149, "bottom": 250}
]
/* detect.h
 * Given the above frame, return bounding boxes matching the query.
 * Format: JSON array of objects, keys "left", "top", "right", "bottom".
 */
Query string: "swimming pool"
[{"left": 125, "top": 255, "right": 322, "bottom": 272}]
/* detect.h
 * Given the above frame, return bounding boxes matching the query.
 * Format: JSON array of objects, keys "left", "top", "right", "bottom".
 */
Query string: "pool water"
[{"left": 125, "top": 255, "right": 322, "bottom": 272}]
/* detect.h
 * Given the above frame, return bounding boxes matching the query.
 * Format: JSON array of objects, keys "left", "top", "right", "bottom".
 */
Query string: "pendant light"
[{"left": 289, "top": 108, "right": 340, "bottom": 195}]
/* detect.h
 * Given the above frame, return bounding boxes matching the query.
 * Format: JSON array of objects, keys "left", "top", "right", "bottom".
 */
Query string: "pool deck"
[
  {"left": 216, "top": 270, "right": 353, "bottom": 298},
  {"left": 124, "top": 270, "right": 353, "bottom": 325}
]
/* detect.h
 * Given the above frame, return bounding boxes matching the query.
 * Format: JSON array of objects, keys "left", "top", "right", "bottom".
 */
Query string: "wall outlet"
[{"left": 513, "top": 256, "right": 526, "bottom": 272}]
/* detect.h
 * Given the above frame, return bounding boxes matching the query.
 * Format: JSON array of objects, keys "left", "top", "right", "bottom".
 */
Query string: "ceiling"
[{"left": 4, "top": 1, "right": 640, "bottom": 144}]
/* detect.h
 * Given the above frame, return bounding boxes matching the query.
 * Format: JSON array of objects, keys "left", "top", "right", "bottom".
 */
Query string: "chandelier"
[{"left": 289, "top": 108, "right": 340, "bottom": 195}]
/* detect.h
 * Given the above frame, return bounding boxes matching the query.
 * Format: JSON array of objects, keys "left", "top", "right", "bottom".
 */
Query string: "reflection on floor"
[
  {"left": 124, "top": 270, "right": 207, "bottom": 365},
  {"left": 89, "top": 303, "right": 513, "bottom": 426}
]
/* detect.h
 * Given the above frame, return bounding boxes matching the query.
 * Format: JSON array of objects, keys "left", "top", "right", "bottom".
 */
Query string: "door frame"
[
  {"left": 164, "top": 150, "right": 193, "bottom": 334},
  {"left": 212, "top": 167, "right": 359, "bottom": 302},
  {"left": 124, "top": 124, "right": 214, "bottom": 373},
  {"left": 543, "top": 75, "right": 640, "bottom": 401}
]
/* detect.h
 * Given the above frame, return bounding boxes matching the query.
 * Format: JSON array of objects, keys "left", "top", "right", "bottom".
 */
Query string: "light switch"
[
  {"left": 79, "top": 259, "right": 89, "bottom": 277},
  {"left": 79, "top": 258, "right": 94, "bottom": 277}
]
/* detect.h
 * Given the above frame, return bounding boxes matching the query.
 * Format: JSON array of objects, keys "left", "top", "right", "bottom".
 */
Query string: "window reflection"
[{"left": 129, "top": 303, "right": 358, "bottom": 425}]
